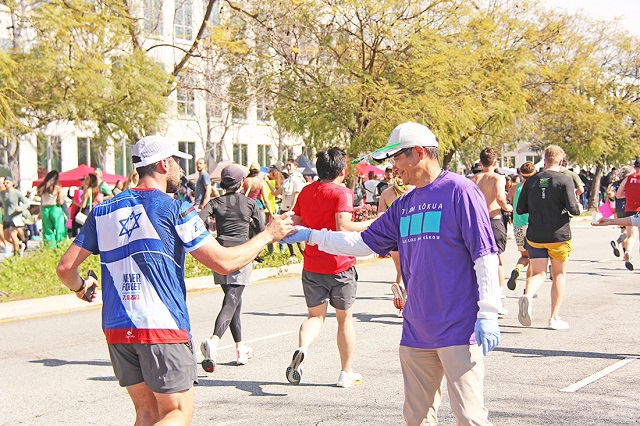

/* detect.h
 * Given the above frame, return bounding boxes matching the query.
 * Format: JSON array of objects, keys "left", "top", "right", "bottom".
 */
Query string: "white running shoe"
[
  {"left": 200, "top": 338, "right": 217, "bottom": 373},
  {"left": 548, "top": 317, "right": 569, "bottom": 330},
  {"left": 237, "top": 346, "right": 254, "bottom": 365},
  {"left": 286, "top": 347, "right": 306, "bottom": 385},
  {"left": 518, "top": 295, "right": 532, "bottom": 326},
  {"left": 336, "top": 370, "right": 363, "bottom": 388}
]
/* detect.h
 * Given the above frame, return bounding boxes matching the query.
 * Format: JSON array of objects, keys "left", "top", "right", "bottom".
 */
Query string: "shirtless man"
[{"left": 471, "top": 147, "right": 512, "bottom": 315}]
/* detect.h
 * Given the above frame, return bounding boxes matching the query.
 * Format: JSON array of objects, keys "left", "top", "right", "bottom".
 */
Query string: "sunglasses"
[{"left": 389, "top": 147, "right": 413, "bottom": 165}]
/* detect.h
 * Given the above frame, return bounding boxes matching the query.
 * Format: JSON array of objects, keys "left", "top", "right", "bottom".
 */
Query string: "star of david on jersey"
[{"left": 119, "top": 211, "right": 142, "bottom": 237}]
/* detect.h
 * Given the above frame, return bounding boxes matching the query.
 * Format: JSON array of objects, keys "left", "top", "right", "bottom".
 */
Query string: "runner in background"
[
  {"left": 471, "top": 147, "right": 512, "bottom": 317},
  {"left": 615, "top": 158, "right": 640, "bottom": 270},
  {"left": 505, "top": 162, "right": 535, "bottom": 292},
  {"left": 378, "top": 170, "right": 413, "bottom": 317},
  {"left": 608, "top": 166, "right": 633, "bottom": 259},
  {"left": 199, "top": 164, "right": 266, "bottom": 372}
]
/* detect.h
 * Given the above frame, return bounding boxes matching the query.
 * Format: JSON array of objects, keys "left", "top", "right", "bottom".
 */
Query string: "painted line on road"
[
  {"left": 577, "top": 258, "right": 612, "bottom": 267},
  {"left": 559, "top": 357, "right": 637, "bottom": 393},
  {"left": 198, "top": 330, "right": 295, "bottom": 359}
]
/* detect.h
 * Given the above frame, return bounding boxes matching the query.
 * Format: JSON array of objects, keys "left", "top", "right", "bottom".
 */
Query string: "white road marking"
[
  {"left": 197, "top": 330, "right": 295, "bottom": 360},
  {"left": 578, "top": 259, "right": 612, "bottom": 267},
  {"left": 559, "top": 357, "right": 637, "bottom": 393}
]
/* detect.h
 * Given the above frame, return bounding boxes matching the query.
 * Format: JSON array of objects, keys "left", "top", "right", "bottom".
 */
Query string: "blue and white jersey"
[{"left": 74, "top": 189, "right": 213, "bottom": 344}]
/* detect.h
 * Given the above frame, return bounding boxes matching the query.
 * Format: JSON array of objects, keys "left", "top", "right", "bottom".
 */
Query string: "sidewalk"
[{"left": 0, "top": 254, "right": 378, "bottom": 322}]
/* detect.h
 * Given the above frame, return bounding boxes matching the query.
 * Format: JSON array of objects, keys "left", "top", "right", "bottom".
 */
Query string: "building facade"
[{"left": 1, "top": 1, "right": 303, "bottom": 191}]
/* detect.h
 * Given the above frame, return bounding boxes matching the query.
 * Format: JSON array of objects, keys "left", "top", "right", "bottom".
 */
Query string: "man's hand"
[
  {"left": 265, "top": 211, "right": 295, "bottom": 242},
  {"left": 474, "top": 318, "right": 500, "bottom": 356},
  {"left": 75, "top": 272, "right": 99, "bottom": 302},
  {"left": 592, "top": 217, "right": 614, "bottom": 227},
  {"left": 280, "top": 226, "right": 311, "bottom": 245}
]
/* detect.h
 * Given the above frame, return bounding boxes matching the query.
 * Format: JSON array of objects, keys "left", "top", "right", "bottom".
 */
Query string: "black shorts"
[{"left": 491, "top": 217, "right": 507, "bottom": 254}]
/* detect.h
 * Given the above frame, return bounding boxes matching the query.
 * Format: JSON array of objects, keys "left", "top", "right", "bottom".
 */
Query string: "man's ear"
[{"left": 158, "top": 158, "right": 170, "bottom": 173}]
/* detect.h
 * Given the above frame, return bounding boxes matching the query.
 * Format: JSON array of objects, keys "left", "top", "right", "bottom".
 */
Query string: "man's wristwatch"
[{"left": 71, "top": 279, "right": 88, "bottom": 293}]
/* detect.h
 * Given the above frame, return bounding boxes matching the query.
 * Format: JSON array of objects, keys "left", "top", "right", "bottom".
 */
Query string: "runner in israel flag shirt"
[{"left": 74, "top": 188, "right": 213, "bottom": 344}]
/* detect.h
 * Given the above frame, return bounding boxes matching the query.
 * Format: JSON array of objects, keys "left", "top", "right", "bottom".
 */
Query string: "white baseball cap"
[
  {"left": 371, "top": 122, "right": 438, "bottom": 161},
  {"left": 132, "top": 135, "right": 192, "bottom": 167}
]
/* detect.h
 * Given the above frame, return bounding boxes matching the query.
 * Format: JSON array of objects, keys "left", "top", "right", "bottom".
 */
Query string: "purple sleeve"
[
  {"left": 73, "top": 212, "right": 99, "bottom": 254},
  {"left": 455, "top": 186, "right": 498, "bottom": 261},
  {"left": 361, "top": 202, "right": 399, "bottom": 256}
]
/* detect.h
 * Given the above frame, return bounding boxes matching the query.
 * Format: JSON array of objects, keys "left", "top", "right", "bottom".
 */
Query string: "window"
[
  {"left": 178, "top": 141, "right": 196, "bottom": 174},
  {"left": 233, "top": 144, "right": 248, "bottom": 166},
  {"left": 177, "top": 83, "right": 195, "bottom": 116},
  {"left": 37, "top": 135, "right": 61, "bottom": 177},
  {"left": 256, "top": 95, "right": 272, "bottom": 121},
  {"left": 229, "top": 77, "right": 248, "bottom": 121},
  {"left": 77, "top": 137, "right": 101, "bottom": 168},
  {"left": 115, "top": 140, "right": 132, "bottom": 177},
  {"left": 257, "top": 145, "right": 270, "bottom": 167},
  {"left": 144, "top": 0, "right": 163, "bottom": 36},
  {"left": 285, "top": 147, "right": 295, "bottom": 162},
  {"left": 504, "top": 156, "right": 516, "bottom": 169},
  {"left": 525, "top": 155, "right": 541, "bottom": 165},
  {"left": 174, "top": 0, "right": 193, "bottom": 40}
]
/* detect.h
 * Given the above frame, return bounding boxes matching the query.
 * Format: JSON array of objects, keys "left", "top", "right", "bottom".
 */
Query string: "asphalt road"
[{"left": 1, "top": 222, "right": 639, "bottom": 425}]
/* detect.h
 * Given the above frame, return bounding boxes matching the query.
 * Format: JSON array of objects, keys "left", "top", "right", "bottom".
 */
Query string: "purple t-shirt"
[{"left": 361, "top": 171, "right": 497, "bottom": 349}]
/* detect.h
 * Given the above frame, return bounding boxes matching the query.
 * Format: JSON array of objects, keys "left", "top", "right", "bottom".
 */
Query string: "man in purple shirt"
[{"left": 281, "top": 122, "right": 501, "bottom": 425}]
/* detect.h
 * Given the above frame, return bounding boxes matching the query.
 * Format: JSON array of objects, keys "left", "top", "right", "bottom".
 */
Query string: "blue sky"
[{"left": 542, "top": 0, "right": 640, "bottom": 36}]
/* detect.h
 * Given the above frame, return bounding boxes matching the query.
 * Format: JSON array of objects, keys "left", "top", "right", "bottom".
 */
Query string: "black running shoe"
[
  {"left": 507, "top": 268, "right": 519, "bottom": 291},
  {"left": 610, "top": 240, "right": 621, "bottom": 258}
]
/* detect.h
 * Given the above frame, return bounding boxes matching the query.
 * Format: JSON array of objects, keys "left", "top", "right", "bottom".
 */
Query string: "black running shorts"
[{"left": 491, "top": 217, "right": 507, "bottom": 254}]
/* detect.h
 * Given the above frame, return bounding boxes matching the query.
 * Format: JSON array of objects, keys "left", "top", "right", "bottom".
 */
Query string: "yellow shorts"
[{"left": 525, "top": 239, "right": 573, "bottom": 261}]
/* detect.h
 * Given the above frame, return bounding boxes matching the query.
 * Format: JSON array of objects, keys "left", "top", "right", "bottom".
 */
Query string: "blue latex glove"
[
  {"left": 474, "top": 318, "right": 500, "bottom": 356},
  {"left": 280, "top": 226, "right": 311, "bottom": 245}
]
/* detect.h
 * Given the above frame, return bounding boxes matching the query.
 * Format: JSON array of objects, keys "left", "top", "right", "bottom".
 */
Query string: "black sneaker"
[
  {"left": 507, "top": 268, "right": 519, "bottom": 291},
  {"left": 610, "top": 240, "right": 621, "bottom": 258}
]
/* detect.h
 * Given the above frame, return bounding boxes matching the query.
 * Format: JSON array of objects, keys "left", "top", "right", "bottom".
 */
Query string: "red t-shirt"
[
  {"left": 293, "top": 182, "right": 357, "bottom": 274},
  {"left": 625, "top": 171, "right": 640, "bottom": 212}
]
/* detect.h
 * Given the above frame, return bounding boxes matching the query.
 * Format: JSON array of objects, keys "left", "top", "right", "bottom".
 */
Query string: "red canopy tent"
[
  {"left": 355, "top": 162, "right": 385, "bottom": 178},
  {"left": 32, "top": 164, "right": 126, "bottom": 187}
]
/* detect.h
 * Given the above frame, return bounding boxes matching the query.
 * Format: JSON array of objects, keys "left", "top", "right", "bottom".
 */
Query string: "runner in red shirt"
[
  {"left": 286, "top": 147, "right": 375, "bottom": 387},
  {"left": 616, "top": 158, "right": 640, "bottom": 270}
]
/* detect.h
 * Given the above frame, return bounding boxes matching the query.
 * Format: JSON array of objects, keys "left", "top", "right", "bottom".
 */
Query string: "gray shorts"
[
  {"left": 301, "top": 267, "right": 358, "bottom": 310},
  {"left": 108, "top": 341, "right": 197, "bottom": 393},
  {"left": 213, "top": 262, "right": 252, "bottom": 285}
]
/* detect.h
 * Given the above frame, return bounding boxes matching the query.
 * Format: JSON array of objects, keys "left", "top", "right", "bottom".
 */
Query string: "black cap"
[
  {"left": 220, "top": 164, "right": 246, "bottom": 189},
  {"left": 634, "top": 157, "right": 640, "bottom": 168}
]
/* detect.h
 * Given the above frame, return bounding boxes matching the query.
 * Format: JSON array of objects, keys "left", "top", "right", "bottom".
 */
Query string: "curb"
[{"left": 0, "top": 254, "right": 379, "bottom": 322}]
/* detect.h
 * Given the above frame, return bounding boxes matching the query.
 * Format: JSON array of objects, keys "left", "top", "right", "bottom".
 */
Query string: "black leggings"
[{"left": 213, "top": 284, "right": 245, "bottom": 342}]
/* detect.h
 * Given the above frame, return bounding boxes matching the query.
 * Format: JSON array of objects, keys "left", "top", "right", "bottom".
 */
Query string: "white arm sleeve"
[
  {"left": 307, "top": 229, "right": 375, "bottom": 257},
  {"left": 474, "top": 253, "right": 501, "bottom": 320},
  {"left": 632, "top": 213, "right": 640, "bottom": 227}
]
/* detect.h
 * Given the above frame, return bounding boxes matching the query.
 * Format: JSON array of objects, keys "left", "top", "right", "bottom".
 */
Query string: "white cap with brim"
[
  {"left": 370, "top": 122, "right": 438, "bottom": 161},
  {"left": 132, "top": 135, "right": 192, "bottom": 167}
]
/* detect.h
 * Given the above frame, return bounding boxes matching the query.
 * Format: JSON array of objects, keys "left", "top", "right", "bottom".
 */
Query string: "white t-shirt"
[
  {"left": 363, "top": 179, "right": 380, "bottom": 203},
  {"left": 281, "top": 173, "right": 305, "bottom": 211}
]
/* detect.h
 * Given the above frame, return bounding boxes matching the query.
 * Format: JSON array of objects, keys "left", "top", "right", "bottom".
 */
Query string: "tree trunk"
[
  {"left": 588, "top": 163, "right": 603, "bottom": 210},
  {"left": 442, "top": 150, "right": 454, "bottom": 170}
]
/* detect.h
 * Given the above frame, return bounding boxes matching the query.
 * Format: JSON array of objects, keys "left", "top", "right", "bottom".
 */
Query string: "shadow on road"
[
  {"left": 196, "top": 378, "right": 329, "bottom": 396},
  {"left": 495, "top": 346, "right": 639, "bottom": 360},
  {"left": 245, "top": 311, "right": 401, "bottom": 326},
  {"left": 30, "top": 358, "right": 112, "bottom": 367}
]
